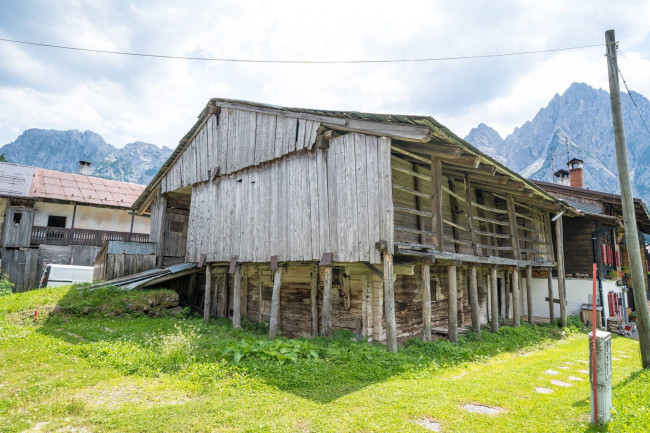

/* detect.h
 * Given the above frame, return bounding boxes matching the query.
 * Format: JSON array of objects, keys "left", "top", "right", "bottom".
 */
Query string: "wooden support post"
[
  {"left": 547, "top": 269, "right": 555, "bottom": 323},
  {"left": 232, "top": 264, "right": 242, "bottom": 328},
  {"left": 543, "top": 211, "right": 555, "bottom": 262},
  {"left": 506, "top": 194, "right": 522, "bottom": 260},
  {"left": 448, "top": 179, "right": 461, "bottom": 253},
  {"left": 422, "top": 263, "right": 432, "bottom": 342},
  {"left": 269, "top": 267, "right": 283, "bottom": 339},
  {"left": 203, "top": 264, "right": 212, "bottom": 323},
  {"left": 321, "top": 265, "right": 333, "bottom": 337},
  {"left": 526, "top": 266, "right": 534, "bottom": 325},
  {"left": 310, "top": 263, "right": 319, "bottom": 336},
  {"left": 555, "top": 215, "right": 567, "bottom": 327},
  {"left": 512, "top": 268, "right": 521, "bottom": 326},
  {"left": 490, "top": 267, "right": 499, "bottom": 332},
  {"left": 241, "top": 266, "right": 248, "bottom": 317},
  {"left": 469, "top": 266, "right": 481, "bottom": 338},
  {"left": 486, "top": 273, "right": 491, "bottom": 322},
  {"left": 431, "top": 156, "right": 444, "bottom": 251},
  {"left": 464, "top": 174, "right": 479, "bottom": 256},
  {"left": 383, "top": 253, "right": 397, "bottom": 352},
  {"left": 500, "top": 271, "right": 507, "bottom": 319},
  {"left": 257, "top": 268, "right": 263, "bottom": 322},
  {"left": 448, "top": 264, "right": 458, "bottom": 343}
]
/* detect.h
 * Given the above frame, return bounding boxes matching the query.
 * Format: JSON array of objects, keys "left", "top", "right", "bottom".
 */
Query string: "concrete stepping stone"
[
  {"left": 545, "top": 369, "right": 559, "bottom": 375},
  {"left": 414, "top": 418, "right": 441, "bottom": 432},
  {"left": 563, "top": 361, "right": 576, "bottom": 365},
  {"left": 612, "top": 357, "right": 620, "bottom": 361},
  {"left": 620, "top": 355, "right": 631, "bottom": 359},
  {"left": 568, "top": 376, "right": 584, "bottom": 382},
  {"left": 551, "top": 380, "right": 573, "bottom": 387},
  {"left": 463, "top": 404, "right": 503, "bottom": 415},
  {"left": 577, "top": 369, "right": 590, "bottom": 374},
  {"left": 576, "top": 360, "right": 589, "bottom": 364},
  {"left": 557, "top": 366, "right": 569, "bottom": 370},
  {"left": 535, "top": 387, "right": 554, "bottom": 394}
]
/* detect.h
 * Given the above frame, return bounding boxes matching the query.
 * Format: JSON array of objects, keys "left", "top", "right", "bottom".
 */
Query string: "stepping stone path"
[
  {"left": 620, "top": 355, "right": 631, "bottom": 359},
  {"left": 414, "top": 418, "right": 441, "bottom": 432},
  {"left": 568, "top": 376, "right": 584, "bottom": 382},
  {"left": 576, "top": 360, "right": 589, "bottom": 364},
  {"left": 577, "top": 369, "right": 590, "bottom": 374},
  {"left": 563, "top": 362, "right": 576, "bottom": 366},
  {"left": 557, "top": 366, "right": 569, "bottom": 370},
  {"left": 463, "top": 404, "right": 503, "bottom": 415},
  {"left": 545, "top": 369, "right": 559, "bottom": 375},
  {"left": 551, "top": 380, "right": 573, "bottom": 388},
  {"left": 535, "top": 387, "right": 554, "bottom": 394},
  {"left": 612, "top": 357, "right": 621, "bottom": 361}
]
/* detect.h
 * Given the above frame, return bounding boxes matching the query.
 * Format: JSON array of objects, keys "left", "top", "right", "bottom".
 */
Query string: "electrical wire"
[
  {"left": 606, "top": 50, "right": 650, "bottom": 138},
  {"left": 0, "top": 37, "right": 604, "bottom": 64}
]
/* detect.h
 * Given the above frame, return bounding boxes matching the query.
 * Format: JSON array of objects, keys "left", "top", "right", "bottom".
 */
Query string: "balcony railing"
[{"left": 31, "top": 226, "right": 149, "bottom": 247}]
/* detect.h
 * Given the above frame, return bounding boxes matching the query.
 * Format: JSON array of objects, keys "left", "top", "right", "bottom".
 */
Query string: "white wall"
[
  {"left": 33, "top": 202, "right": 149, "bottom": 234},
  {"left": 530, "top": 277, "right": 622, "bottom": 321}
]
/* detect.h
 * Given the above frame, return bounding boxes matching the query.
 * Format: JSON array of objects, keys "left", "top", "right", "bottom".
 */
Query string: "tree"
[{"left": 0, "top": 154, "right": 7, "bottom": 163}]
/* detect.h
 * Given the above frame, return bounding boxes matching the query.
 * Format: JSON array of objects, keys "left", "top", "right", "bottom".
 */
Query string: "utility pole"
[{"left": 605, "top": 29, "right": 650, "bottom": 368}]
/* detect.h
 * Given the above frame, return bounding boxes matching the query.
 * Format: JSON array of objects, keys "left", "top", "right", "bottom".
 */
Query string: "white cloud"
[{"left": 0, "top": 0, "right": 649, "bottom": 148}]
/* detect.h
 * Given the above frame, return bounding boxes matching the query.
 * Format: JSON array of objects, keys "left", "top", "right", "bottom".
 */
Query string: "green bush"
[
  {"left": 221, "top": 337, "right": 321, "bottom": 364},
  {"left": 0, "top": 273, "right": 14, "bottom": 297}
]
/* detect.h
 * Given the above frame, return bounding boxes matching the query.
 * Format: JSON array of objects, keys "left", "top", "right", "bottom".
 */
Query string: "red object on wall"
[
  {"left": 601, "top": 245, "right": 608, "bottom": 265},
  {"left": 616, "top": 250, "right": 621, "bottom": 268}
]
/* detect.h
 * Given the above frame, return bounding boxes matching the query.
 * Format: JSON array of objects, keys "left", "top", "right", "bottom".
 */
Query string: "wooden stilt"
[
  {"left": 512, "top": 268, "right": 521, "bottom": 326},
  {"left": 269, "top": 267, "right": 283, "bottom": 339},
  {"left": 500, "top": 271, "right": 507, "bottom": 319},
  {"left": 232, "top": 264, "right": 242, "bottom": 328},
  {"left": 422, "top": 263, "right": 432, "bottom": 342},
  {"left": 241, "top": 265, "right": 248, "bottom": 317},
  {"left": 383, "top": 253, "right": 397, "bottom": 352},
  {"left": 448, "top": 264, "right": 458, "bottom": 343},
  {"left": 203, "top": 264, "right": 212, "bottom": 324},
  {"left": 310, "top": 263, "right": 319, "bottom": 336},
  {"left": 469, "top": 266, "right": 481, "bottom": 338},
  {"left": 526, "top": 266, "right": 534, "bottom": 325},
  {"left": 321, "top": 265, "right": 332, "bottom": 336},
  {"left": 555, "top": 215, "right": 567, "bottom": 327},
  {"left": 490, "top": 267, "right": 499, "bottom": 332},
  {"left": 547, "top": 269, "right": 555, "bottom": 323}
]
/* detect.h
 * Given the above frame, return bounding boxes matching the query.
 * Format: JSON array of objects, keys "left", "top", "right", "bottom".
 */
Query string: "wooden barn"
[{"left": 133, "top": 98, "right": 571, "bottom": 350}]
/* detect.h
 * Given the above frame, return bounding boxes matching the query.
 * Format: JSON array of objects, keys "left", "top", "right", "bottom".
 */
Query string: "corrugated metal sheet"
[
  {"left": 0, "top": 162, "right": 35, "bottom": 197},
  {"left": 563, "top": 198, "right": 605, "bottom": 216},
  {"left": 90, "top": 262, "right": 199, "bottom": 290},
  {"left": 30, "top": 168, "right": 146, "bottom": 207}
]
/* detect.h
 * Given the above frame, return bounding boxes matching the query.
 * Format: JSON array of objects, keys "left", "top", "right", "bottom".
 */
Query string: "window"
[
  {"left": 47, "top": 215, "right": 67, "bottom": 228},
  {"left": 12, "top": 212, "right": 22, "bottom": 224}
]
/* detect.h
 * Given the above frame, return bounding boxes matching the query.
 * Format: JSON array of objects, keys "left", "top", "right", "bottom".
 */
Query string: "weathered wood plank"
[
  {"left": 204, "top": 264, "right": 212, "bottom": 323},
  {"left": 490, "top": 267, "right": 499, "bottom": 332},
  {"left": 232, "top": 264, "right": 242, "bottom": 328},
  {"left": 310, "top": 263, "right": 318, "bottom": 336},
  {"left": 269, "top": 267, "right": 283, "bottom": 339},
  {"left": 448, "top": 264, "right": 458, "bottom": 343},
  {"left": 555, "top": 216, "right": 567, "bottom": 327},
  {"left": 431, "top": 157, "right": 443, "bottom": 250},
  {"left": 422, "top": 263, "right": 432, "bottom": 341},
  {"left": 512, "top": 268, "right": 521, "bottom": 326},
  {"left": 383, "top": 253, "right": 397, "bottom": 352},
  {"left": 321, "top": 265, "right": 333, "bottom": 336},
  {"left": 469, "top": 266, "right": 481, "bottom": 338},
  {"left": 354, "top": 133, "right": 369, "bottom": 262},
  {"left": 507, "top": 194, "right": 522, "bottom": 260}
]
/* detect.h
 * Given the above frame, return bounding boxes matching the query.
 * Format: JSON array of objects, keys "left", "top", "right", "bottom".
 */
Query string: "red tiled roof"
[{"left": 30, "top": 168, "right": 146, "bottom": 208}]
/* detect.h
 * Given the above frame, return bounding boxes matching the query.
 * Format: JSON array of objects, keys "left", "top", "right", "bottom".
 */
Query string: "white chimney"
[
  {"left": 78, "top": 160, "right": 92, "bottom": 176},
  {"left": 553, "top": 169, "right": 570, "bottom": 186}
]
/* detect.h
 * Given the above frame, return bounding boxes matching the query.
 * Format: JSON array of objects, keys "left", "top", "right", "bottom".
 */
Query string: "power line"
[
  {"left": 0, "top": 37, "right": 604, "bottom": 64},
  {"left": 606, "top": 49, "right": 650, "bottom": 138}
]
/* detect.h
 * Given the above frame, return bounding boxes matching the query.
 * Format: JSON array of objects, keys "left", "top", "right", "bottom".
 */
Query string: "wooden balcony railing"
[{"left": 31, "top": 226, "right": 149, "bottom": 247}]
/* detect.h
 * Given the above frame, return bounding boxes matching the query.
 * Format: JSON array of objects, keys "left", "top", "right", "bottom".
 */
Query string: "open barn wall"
[{"left": 185, "top": 131, "right": 393, "bottom": 264}]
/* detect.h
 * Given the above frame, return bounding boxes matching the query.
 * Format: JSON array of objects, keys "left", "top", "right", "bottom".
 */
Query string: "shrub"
[
  {"left": 221, "top": 337, "right": 321, "bottom": 364},
  {"left": 0, "top": 273, "right": 14, "bottom": 297}
]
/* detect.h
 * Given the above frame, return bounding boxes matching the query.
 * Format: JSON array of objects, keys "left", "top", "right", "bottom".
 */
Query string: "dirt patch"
[
  {"left": 463, "top": 404, "right": 503, "bottom": 415},
  {"left": 75, "top": 380, "right": 193, "bottom": 410},
  {"left": 414, "top": 417, "right": 441, "bottom": 431}
]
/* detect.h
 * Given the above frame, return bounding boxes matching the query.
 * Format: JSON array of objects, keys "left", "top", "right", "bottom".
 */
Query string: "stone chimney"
[
  {"left": 78, "top": 160, "right": 92, "bottom": 176},
  {"left": 567, "top": 158, "right": 584, "bottom": 188},
  {"left": 553, "top": 169, "right": 570, "bottom": 186}
]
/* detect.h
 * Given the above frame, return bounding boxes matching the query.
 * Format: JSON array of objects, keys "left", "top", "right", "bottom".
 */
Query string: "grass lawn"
[{"left": 0, "top": 285, "right": 647, "bottom": 433}]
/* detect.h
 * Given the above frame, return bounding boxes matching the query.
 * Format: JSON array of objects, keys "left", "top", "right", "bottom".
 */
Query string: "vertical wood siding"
[{"left": 185, "top": 133, "right": 392, "bottom": 264}]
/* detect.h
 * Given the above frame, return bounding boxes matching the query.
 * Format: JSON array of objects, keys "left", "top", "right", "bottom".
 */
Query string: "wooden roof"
[{"left": 134, "top": 98, "right": 563, "bottom": 212}]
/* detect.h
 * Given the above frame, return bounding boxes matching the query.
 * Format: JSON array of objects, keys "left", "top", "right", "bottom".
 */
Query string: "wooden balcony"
[{"left": 31, "top": 226, "right": 149, "bottom": 247}]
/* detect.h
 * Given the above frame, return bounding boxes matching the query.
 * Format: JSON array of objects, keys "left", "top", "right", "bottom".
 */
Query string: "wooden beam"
[
  {"left": 361, "top": 261, "right": 384, "bottom": 279},
  {"left": 543, "top": 211, "right": 555, "bottom": 262},
  {"left": 232, "top": 264, "right": 242, "bottom": 328},
  {"left": 490, "top": 267, "right": 499, "bottom": 332},
  {"left": 395, "top": 141, "right": 462, "bottom": 156},
  {"left": 507, "top": 194, "right": 522, "bottom": 260},
  {"left": 448, "top": 264, "right": 458, "bottom": 343},
  {"left": 269, "top": 267, "right": 283, "bottom": 339},
  {"left": 526, "top": 266, "right": 534, "bottom": 325},
  {"left": 465, "top": 174, "right": 479, "bottom": 256},
  {"left": 555, "top": 215, "right": 567, "bottom": 327},
  {"left": 383, "top": 253, "right": 397, "bottom": 352},
  {"left": 547, "top": 269, "right": 555, "bottom": 323},
  {"left": 431, "top": 156, "right": 444, "bottom": 250},
  {"left": 203, "top": 263, "right": 212, "bottom": 323},
  {"left": 422, "top": 263, "right": 432, "bottom": 342},
  {"left": 321, "top": 265, "right": 333, "bottom": 336},
  {"left": 448, "top": 178, "right": 461, "bottom": 253},
  {"left": 310, "top": 263, "right": 319, "bottom": 337},
  {"left": 512, "top": 268, "right": 521, "bottom": 326},
  {"left": 469, "top": 266, "right": 481, "bottom": 338},
  {"left": 438, "top": 155, "right": 481, "bottom": 169},
  {"left": 343, "top": 266, "right": 351, "bottom": 311},
  {"left": 323, "top": 118, "right": 431, "bottom": 142}
]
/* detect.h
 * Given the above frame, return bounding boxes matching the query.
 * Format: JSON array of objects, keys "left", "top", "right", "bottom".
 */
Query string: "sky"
[{"left": 1, "top": 0, "right": 649, "bottom": 149}]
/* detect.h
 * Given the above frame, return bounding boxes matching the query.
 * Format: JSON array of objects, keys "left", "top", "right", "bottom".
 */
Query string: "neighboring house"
[
  {"left": 133, "top": 98, "right": 572, "bottom": 348},
  {"left": 0, "top": 161, "right": 150, "bottom": 291},
  {"left": 531, "top": 158, "right": 650, "bottom": 324}
]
